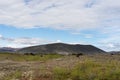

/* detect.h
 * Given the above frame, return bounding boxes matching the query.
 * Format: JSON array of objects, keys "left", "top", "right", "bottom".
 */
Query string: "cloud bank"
[
  {"left": 0, "top": 35, "right": 51, "bottom": 48},
  {"left": 0, "top": 0, "right": 119, "bottom": 30}
]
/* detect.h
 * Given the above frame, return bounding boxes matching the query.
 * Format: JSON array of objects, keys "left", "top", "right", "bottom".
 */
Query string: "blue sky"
[{"left": 0, "top": 0, "right": 120, "bottom": 51}]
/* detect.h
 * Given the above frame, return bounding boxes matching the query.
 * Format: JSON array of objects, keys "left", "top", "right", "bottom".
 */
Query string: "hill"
[
  {"left": 0, "top": 47, "right": 18, "bottom": 53},
  {"left": 18, "top": 43, "right": 106, "bottom": 55}
]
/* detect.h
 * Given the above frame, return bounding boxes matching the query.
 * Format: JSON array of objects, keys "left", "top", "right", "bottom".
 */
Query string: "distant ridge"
[
  {"left": 0, "top": 47, "right": 19, "bottom": 53},
  {"left": 109, "top": 51, "right": 120, "bottom": 54},
  {"left": 18, "top": 43, "right": 106, "bottom": 55}
]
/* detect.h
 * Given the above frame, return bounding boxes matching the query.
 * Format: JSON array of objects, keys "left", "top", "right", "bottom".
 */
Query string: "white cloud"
[
  {"left": 0, "top": 34, "right": 2, "bottom": 38},
  {"left": 12, "top": 37, "right": 49, "bottom": 45},
  {"left": 0, "top": 0, "right": 119, "bottom": 31},
  {"left": 0, "top": 35, "right": 51, "bottom": 48},
  {"left": 84, "top": 34, "right": 93, "bottom": 38},
  {"left": 108, "top": 43, "right": 115, "bottom": 48},
  {"left": 56, "top": 40, "right": 62, "bottom": 43},
  {"left": 97, "top": 34, "right": 120, "bottom": 51},
  {"left": 99, "top": 42, "right": 120, "bottom": 51}
]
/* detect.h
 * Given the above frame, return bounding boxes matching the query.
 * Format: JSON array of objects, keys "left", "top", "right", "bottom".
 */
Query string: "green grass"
[
  {"left": 53, "top": 67, "right": 70, "bottom": 80},
  {"left": 53, "top": 57, "right": 120, "bottom": 80},
  {"left": 0, "top": 53, "right": 63, "bottom": 61}
]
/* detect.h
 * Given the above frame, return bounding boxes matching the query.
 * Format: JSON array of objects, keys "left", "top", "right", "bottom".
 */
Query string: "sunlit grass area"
[
  {"left": 0, "top": 53, "right": 120, "bottom": 80},
  {"left": 0, "top": 53, "right": 63, "bottom": 61},
  {"left": 53, "top": 59, "right": 120, "bottom": 80}
]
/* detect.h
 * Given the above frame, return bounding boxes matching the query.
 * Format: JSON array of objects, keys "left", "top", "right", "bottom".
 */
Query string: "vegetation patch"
[
  {"left": 0, "top": 53, "right": 63, "bottom": 61},
  {"left": 53, "top": 58, "right": 120, "bottom": 80}
]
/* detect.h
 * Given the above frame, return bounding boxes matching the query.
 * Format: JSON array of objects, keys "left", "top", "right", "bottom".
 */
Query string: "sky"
[{"left": 0, "top": 0, "right": 120, "bottom": 51}]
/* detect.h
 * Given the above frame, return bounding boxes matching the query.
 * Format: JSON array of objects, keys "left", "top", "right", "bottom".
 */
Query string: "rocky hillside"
[{"left": 18, "top": 43, "right": 106, "bottom": 55}]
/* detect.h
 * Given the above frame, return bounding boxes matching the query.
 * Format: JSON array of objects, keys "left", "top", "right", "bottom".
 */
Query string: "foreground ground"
[{"left": 0, "top": 53, "right": 120, "bottom": 80}]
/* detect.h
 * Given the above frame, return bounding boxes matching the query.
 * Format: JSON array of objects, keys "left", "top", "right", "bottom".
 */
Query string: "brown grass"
[{"left": 0, "top": 53, "right": 120, "bottom": 80}]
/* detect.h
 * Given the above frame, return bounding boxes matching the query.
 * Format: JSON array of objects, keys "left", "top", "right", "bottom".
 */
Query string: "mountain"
[
  {"left": 18, "top": 43, "right": 106, "bottom": 55},
  {"left": 0, "top": 47, "right": 19, "bottom": 53}
]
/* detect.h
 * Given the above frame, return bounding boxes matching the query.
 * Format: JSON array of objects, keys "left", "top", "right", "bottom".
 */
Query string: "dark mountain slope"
[{"left": 18, "top": 43, "right": 106, "bottom": 55}]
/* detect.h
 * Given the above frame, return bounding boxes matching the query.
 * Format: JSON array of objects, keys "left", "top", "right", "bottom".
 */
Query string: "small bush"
[{"left": 53, "top": 67, "right": 70, "bottom": 80}]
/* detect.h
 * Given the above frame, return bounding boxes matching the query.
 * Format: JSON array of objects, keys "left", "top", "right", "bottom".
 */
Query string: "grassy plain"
[{"left": 0, "top": 53, "right": 120, "bottom": 80}]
